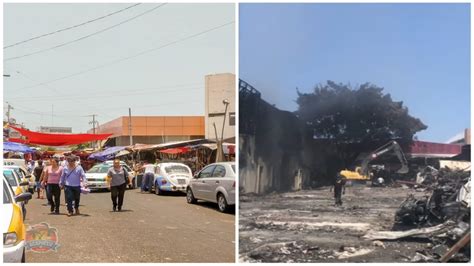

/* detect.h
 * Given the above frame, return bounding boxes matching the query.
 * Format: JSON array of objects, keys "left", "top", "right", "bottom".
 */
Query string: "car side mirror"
[
  {"left": 19, "top": 181, "right": 29, "bottom": 186},
  {"left": 15, "top": 192, "right": 32, "bottom": 203}
]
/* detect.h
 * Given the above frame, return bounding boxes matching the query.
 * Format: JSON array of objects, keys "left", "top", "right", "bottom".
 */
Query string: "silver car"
[{"left": 186, "top": 162, "right": 236, "bottom": 213}]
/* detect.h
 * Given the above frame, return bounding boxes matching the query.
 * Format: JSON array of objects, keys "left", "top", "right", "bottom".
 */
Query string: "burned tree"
[{"left": 296, "top": 81, "right": 427, "bottom": 176}]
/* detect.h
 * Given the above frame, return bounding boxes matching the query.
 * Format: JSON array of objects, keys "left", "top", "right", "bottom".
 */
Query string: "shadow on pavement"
[{"left": 193, "top": 201, "right": 236, "bottom": 215}]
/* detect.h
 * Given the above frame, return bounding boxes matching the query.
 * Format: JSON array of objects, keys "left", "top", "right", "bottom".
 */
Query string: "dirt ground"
[{"left": 239, "top": 185, "right": 436, "bottom": 263}]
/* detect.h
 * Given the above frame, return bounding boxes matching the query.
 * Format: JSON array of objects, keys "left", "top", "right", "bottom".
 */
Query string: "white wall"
[{"left": 205, "top": 73, "right": 236, "bottom": 140}]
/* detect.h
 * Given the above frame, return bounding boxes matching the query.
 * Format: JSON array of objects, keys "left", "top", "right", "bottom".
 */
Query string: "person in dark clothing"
[
  {"left": 33, "top": 160, "right": 44, "bottom": 199},
  {"left": 332, "top": 174, "right": 346, "bottom": 206},
  {"left": 107, "top": 159, "right": 129, "bottom": 212}
]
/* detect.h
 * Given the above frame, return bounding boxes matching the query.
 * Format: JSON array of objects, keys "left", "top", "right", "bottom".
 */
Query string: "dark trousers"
[
  {"left": 47, "top": 184, "right": 61, "bottom": 212},
  {"left": 111, "top": 183, "right": 126, "bottom": 209},
  {"left": 141, "top": 173, "right": 154, "bottom": 192},
  {"left": 65, "top": 186, "right": 81, "bottom": 213},
  {"left": 334, "top": 186, "right": 342, "bottom": 206},
  {"left": 334, "top": 188, "right": 343, "bottom": 206},
  {"left": 45, "top": 184, "right": 52, "bottom": 205}
]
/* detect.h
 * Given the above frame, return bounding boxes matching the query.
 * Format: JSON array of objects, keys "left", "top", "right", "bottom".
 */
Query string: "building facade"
[
  {"left": 92, "top": 116, "right": 205, "bottom": 146},
  {"left": 38, "top": 126, "right": 72, "bottom": 134},
  {"left": 205, "top": 73, "right": 236, "bottom": 141}
]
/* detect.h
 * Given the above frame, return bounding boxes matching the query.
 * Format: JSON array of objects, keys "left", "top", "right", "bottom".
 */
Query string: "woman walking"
[
  {"left": 42, "top": 158, "right": 63, "bottom": 214},
  {"left": 107, "top": 159, "right": 129, "bottom": 212}
]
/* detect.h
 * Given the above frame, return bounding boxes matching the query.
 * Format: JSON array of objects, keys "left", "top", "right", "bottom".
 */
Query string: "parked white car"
[
  {"left": 4, "top": 165, "right": 33, "bottom": 193},
  {"left": 85, "top": 164, "right": 110, "bottom": 191},
  {"left": 153, "top": 163, "right": 193, "bottom": 195},
  {"left": 186, "top": 162, "right": 236, "bottom": 212}
]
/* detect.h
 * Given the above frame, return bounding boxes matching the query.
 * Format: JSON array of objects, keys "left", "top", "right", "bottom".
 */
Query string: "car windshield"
[
  {"left": 87, "top": 165, "right": 110, "bottom": 173},
  {"left": 164, "top": 165, "right": 190, "bottom": 175},
  {"left": 12, "top": 168, "right": 25, "bottom": 178},
  {"left": 231, "top": 165, "right": 235, "bottom": 174},
  {"left": 3, "top": 170, "right": 17, "bottom": 187},
  {"left": 3, "top": 180, "right": 12, "bottom": 204}
]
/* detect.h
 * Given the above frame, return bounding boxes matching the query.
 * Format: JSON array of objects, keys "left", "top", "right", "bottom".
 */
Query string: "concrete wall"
[
  {"left": 239, "top": 92, "right": 311, "bottom": 194},
  {"left": 92, "top": 116, "right": 205, "bottom": 139},
  {"left": 205, "top": 73, "right": 236, "bottom": 140},
  {"left": 114, "top": 135, "right": 201, "bottom": 146}
]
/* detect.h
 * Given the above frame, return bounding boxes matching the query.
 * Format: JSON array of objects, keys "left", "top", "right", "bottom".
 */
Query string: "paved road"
[{"left": 24, "top": 188, "right": 235, "bottom": 263}]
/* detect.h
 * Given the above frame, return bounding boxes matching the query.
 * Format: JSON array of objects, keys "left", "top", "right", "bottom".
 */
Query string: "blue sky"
[{"left": 239, "top": 3, "right": 470, "bottom": 143}]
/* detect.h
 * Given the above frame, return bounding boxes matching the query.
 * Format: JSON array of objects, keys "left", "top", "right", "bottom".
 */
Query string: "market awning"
[
  {"left": 3, "top": 141, "right": 35, "bottom": 153},
  {"left": 159, "top": 147, "right": 190, "bottom": 154},
  {"left": 88, "top": 146, "right": 126, "bottom": 161},
  {"left": 10, "top": 126, "right": 112, "bottom": 146},
  {"left": 129, "top": 139, "right": 213, "bottom": 152},
  {"left": 199, "top": 143, "right": 235, "bottom": 154}
]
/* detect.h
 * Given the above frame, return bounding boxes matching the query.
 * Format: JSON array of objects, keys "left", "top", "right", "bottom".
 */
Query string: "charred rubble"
[{"left": 388, "top": 168, "right": 471, "bottom": 262}]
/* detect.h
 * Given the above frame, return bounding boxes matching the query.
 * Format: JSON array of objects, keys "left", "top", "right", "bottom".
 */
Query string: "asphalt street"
[{"left": 24, "top": 188, "right": 235, "bottom": 262}]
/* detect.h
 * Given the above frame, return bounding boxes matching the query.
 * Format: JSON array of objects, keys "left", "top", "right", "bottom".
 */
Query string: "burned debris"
[{"left": 239, "top": 79, "right": 470, "bottom": 262}]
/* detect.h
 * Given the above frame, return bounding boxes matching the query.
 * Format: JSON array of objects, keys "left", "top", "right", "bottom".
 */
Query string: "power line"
[
  {"left": 14, "top": 20, "right": 235, "bottom": 91},
  {"left": 4, "top": 3, "right": 142, "bottom": 49},
  {"left": 8, "top": 81, "right": 202, "bottom": 100},
  {"left": 9, "top": 87, "right": 202, "bottom": 103},
  {"left": 4, "top": 3, "right": 167, "bottom": 61}
]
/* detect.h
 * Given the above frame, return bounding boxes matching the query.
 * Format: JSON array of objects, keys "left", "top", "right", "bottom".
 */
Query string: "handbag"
[{"left": 123, "top": 167, "right": 130, "bottom": 185}]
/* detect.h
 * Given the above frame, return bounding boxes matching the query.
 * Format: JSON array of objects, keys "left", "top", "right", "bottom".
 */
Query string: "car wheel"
[
  {"left": 21, "top": 247, "right": 25, "bottom": 262},
  {"left": 186, "top": 188, "right": 197, "bottom": 204},
  {"left": 217, "top": 193, "right": 228, "bottom": 213}
]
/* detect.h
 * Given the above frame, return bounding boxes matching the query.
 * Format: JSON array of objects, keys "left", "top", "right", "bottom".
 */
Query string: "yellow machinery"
[{"left": 340, "top": 141, "right": 409, "bottom": 181}]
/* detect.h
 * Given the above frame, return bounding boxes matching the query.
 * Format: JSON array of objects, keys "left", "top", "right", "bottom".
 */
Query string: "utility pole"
[
  {"left": 5, "top": 102, "right": 13, "bottom": 139},
  {"left": 88, "top": 114, "right": 98, "bottom": 149},
  {"left": 5, "top": 102, "right": 13, "bottom": 124},
  {"left": 129, "top": 108, "right": 133, "bottom": 146}
]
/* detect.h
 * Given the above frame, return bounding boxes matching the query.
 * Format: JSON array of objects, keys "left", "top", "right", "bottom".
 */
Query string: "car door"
[
  {"left": 206, "top": 165, "right": 227, "bottom": 202},
  {"left": 194, "top": 165, "right": 215, "bottom": 200}
]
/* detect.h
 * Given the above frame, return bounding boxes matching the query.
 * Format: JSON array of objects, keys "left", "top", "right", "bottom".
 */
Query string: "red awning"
[
  {"left": 10, "top": 126, "right": 112, "bottom": 146},
  {"left": 159, "top": 147, "right": 190, "bottom": 154},
  {"left": 8, "top": 138, "right": 29, "bottom": 144}
]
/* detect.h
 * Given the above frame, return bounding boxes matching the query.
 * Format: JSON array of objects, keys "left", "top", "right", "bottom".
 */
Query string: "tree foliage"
[{"left": 296, "top": 81, "right": 427, "bottom": 167}]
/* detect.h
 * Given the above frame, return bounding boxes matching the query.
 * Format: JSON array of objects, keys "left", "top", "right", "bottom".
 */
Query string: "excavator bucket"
[{"left": 396, "top": 165, "right": 409, "bottom": 174}]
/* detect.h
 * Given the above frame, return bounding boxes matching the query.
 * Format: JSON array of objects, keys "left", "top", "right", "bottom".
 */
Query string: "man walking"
[
  {"left": 332, "top": 174, "right": 346, "bottom": 206},
  {"left": 59, "top": 155, "right": 87, "bottom": 216},
  {"left": 33, "top": 160, "right": 44, "bottom": 199}
]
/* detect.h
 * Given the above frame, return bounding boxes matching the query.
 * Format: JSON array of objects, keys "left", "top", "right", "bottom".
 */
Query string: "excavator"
[{"left": 339, "top": 141, "right": 409, "bottom": 185}]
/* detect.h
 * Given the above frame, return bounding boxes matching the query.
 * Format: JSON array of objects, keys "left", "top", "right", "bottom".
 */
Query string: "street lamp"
[
  {"left": 216, "top": 99, "right": 230, "bottom": 162},
  {"left": 221, "top": 99, "right": 230, "bottom": 141}
]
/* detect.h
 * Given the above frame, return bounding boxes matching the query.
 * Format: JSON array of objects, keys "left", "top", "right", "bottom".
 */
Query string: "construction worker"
[{"left": 331, "top": 174, "right": 346, "bottom": 206}]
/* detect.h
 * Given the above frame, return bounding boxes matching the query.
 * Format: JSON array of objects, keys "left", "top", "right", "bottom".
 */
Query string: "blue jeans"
[
  {"left": 141, "top": 173, "right": 154, "bottom": 192},
  {"left": 65, "top": 186, "right": 81, "bottom": 213}
]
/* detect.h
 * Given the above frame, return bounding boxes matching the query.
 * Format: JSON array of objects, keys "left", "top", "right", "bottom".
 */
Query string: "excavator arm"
[
  {"left": 341, "top": 140, "right": 409, "bottom": 181},
  {"left": 360, "top": 141, "right": 409, "bottom": 175}
]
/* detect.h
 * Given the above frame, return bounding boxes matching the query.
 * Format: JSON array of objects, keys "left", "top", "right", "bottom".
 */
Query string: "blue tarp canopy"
[
  {"left": 3, "top": 141, "right": 35, "bottom": 153},
  {"left": 88, "top": 146, "right": 126, "bottom": 161}
]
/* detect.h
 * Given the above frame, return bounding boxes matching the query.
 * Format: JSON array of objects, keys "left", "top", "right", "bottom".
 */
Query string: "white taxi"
[{"left": 3, "top": 177, "right": 32, "bottom": 262}]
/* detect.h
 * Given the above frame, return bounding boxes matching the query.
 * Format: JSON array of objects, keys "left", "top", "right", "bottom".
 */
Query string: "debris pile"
[
  {"left": 387, "top": 168, "right": 471, "bottom": 262},
  {"left": 395, "top": 168, "right": 470, "bottom": 227}
]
